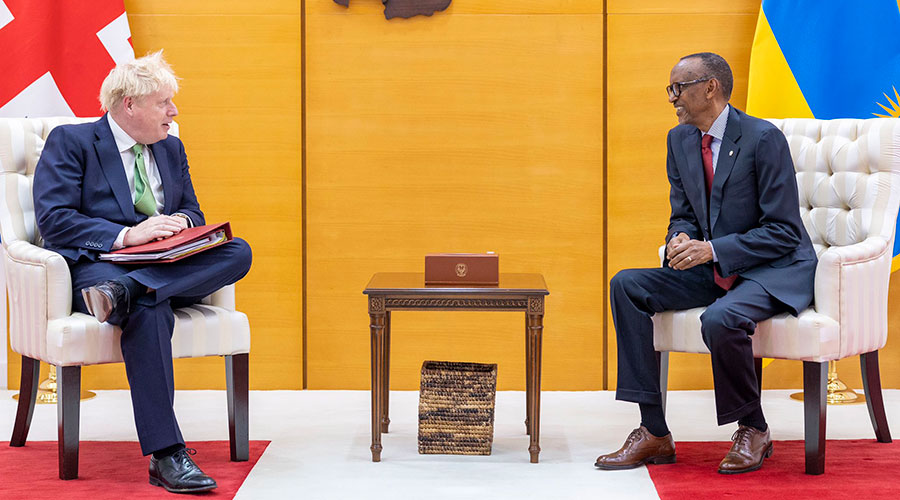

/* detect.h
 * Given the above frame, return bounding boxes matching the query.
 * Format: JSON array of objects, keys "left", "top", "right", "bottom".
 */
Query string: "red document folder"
[{"left": 99, "top": 222, "right": 233, "bottom": 264}]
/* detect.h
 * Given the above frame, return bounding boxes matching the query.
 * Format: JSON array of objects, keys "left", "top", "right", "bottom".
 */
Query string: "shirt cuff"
[
  {"left": 113, "top": 227, "right": 129, "bottom": 249},
  {"left": 709, "top": 241, "right": 718, "bottom": 262}
]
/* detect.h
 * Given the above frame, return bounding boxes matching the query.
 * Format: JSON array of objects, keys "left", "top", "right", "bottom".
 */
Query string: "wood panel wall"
[
  {"left": 8, "top": 1, "right": 900, "bottom": 393},
  {"left": 127, "top": 1, "right": 304, "bottom": 389},
  {"left": 305, "top": 0, "right": 605, "bottom": 390}
]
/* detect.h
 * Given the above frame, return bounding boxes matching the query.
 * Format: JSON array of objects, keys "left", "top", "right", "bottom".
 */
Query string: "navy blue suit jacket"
[
  {"left": 664, "top": 106, "right": 816, "bottom": 314},
  {"left": 33, "top": 114, "right": 204, "bottom": 263}
]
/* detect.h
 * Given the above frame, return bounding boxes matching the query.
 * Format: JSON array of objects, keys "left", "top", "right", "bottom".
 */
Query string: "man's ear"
[
  {"left": 706, "top": 78, "right": 720, "bottom": 99},
  {"left": 123, "top": 96, "right": 134, "bottom": 114}
]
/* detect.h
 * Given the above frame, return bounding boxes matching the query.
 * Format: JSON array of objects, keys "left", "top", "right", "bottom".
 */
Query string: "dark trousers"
[
  {"left": 69, "top": 238, "right": 252, "bottom": 455},
  {"left": 611, "top": 263, "right": 783, "bottom": 425}
]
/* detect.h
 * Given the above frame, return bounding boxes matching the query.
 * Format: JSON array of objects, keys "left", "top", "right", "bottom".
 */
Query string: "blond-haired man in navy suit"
[{"left": 33, "top": 52, "right": 252, "bottom": 493}]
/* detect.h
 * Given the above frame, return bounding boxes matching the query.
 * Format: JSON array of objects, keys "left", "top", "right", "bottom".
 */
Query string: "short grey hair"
[
  {"left": 680, "top": 52, "right": 733, "bottom": 100},
  {"left": 99, "top": 50, "right": 179, "bottom": 112}
]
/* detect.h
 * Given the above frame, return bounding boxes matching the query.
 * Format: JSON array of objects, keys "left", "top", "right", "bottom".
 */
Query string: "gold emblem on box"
[{"left": 455, "top": 263, "right": 468, "bottom": 277}]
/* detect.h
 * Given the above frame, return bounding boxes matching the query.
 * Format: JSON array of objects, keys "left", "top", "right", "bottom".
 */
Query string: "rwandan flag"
[{"left": 746, "top": 1, "right": 900, "bottom": 269}]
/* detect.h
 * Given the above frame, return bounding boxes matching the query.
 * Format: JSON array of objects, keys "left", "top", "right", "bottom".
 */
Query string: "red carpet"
[
  {"left": 0, "top": 440, "right": 269, "bottom": 499},
  {"left": 648, "top": 439, "right": 900, "bottom": 499}
]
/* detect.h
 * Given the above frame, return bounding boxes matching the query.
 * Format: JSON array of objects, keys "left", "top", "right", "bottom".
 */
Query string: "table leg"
[
  {"left": 527, "top": 312, "right": 544, "bottom": 463},
  {"left": 525, "top": 313, "right": 532, "bottom": 435},
  {"left": 381, "top": 311, "right": 391, "bottom": 433},
  {"left": 370, "top": 311, "right": 385, "bottom": 462}
]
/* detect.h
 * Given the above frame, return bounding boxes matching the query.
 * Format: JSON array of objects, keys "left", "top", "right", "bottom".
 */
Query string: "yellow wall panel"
[
  {"left": 126, "top": 2, "right": 298, "bottom": 15},
  {"left": 606, "top": 8, "right": 760, "bottom": 390},
  {"left": 126, "top": 8, "right": 303, "bottom": 390},
  {"left": 309, "top": 0, "right": 603, "bottom": 15},
  {"left": 4, "top": 2, "right": 304, "bottom": 390},
  {"left": 306, "top": 4, "right": 604, "bottom": 390},
  {"left": 608, "top": 1, "right": 758, "bottom": 15}
]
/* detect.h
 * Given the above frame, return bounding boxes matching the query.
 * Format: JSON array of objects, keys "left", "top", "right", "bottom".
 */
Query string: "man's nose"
[{"left": 169, "top": 103, "right": 178, "bottom": 116}]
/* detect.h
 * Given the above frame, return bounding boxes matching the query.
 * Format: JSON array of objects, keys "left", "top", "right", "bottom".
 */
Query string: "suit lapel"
[
  {"left": 709, "top": 107, "right": 742, "bottom": 232},
  {"left": 93, "top": 115, "right": 136, "bottom": 222},
  {"left": 150, "top": 141, "right": 175, "bottom": 214},
  {"left": 681, "top": 129, "right": 708, "bottom": 233}
]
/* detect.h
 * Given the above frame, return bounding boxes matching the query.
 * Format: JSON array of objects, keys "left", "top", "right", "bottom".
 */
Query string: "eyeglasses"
[{"left": 666, "top": 78, "right": 711, "bottom": 99}]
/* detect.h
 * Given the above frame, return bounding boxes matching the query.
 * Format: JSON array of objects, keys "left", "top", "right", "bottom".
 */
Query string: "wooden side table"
[{"left": 363, "top": 272, "right": 549, "bottom": 463}]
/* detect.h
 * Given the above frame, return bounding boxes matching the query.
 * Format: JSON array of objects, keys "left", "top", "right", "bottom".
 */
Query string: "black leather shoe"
[
  {"left": 81, "top": 279, "right": 130, "bottom": 324},
  {"left": 149, "top": 448, "right": 218, "bottom": 494}
]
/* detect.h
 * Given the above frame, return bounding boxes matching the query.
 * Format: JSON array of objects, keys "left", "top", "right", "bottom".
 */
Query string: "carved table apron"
[{"left": 363, "top": 272, "right": 549, "bottom": 463}]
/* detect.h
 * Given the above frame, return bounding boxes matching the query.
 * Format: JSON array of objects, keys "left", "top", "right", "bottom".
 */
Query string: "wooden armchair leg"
[
  {"left": 860, "top": 351, "right": 892, "bottom": 443},
  {"left": 57, "top": 365, "right": 81, "bottom": 480},
  {"left": 11, "top": 356, "right": 41, "bottom": 447},
  {"left": 226, "top": 353, "right": 249, "bottom": 462},
  {"left": 657, "top": 351, "right": 669, "bottom": 416},
  {"left": 803, "top": 361, "right": 827, "bottom": 475}
]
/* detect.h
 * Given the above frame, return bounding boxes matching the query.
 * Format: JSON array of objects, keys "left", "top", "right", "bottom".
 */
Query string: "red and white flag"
[{"left": 0, "top": 0, "right": 134, "bottom": 118}]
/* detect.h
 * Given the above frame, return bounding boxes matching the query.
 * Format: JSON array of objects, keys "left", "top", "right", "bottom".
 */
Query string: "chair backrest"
[
  {"left": 769, "top": 118, "right": 900, "bottom": 259},
  {"left": 0, "top": 117, "right": 180, "bottom": 249}
]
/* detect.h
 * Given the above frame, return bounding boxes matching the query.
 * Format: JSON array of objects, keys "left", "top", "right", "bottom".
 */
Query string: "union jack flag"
[{"left": 0, "top": 0, "right": 134, "bottom": 118}]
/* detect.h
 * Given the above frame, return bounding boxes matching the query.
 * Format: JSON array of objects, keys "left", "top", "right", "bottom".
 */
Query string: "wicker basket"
[{"left": 418, "top": 360, "right": 498, "bottom": 455}]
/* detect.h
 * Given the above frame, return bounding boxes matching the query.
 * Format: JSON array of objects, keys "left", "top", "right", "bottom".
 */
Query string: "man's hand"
[
  {"left": 667, "top": 234, "right": 713, "bottom": 270},
  {"left": 666, "top": 233, "right": 690, "bottom": 260},
  {"left": 123, "top": 215, "right": 186, "bottom": 247}
]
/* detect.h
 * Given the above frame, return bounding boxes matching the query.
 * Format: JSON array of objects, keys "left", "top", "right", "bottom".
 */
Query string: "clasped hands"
[
  {"left": 666, "top": 232, "right": 713, "bottom": 270},
  {"left": 123, "top": 215, "right": 188, "bottom": 247}
]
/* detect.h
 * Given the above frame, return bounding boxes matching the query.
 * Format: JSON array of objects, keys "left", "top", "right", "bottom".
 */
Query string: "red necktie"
[{"left": 701, "top": 134, "right": 737, "bottom": 290}]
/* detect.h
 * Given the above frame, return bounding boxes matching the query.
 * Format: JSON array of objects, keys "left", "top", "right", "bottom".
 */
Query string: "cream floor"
[{"left": 1, "top": 388, "right": 898, "bottom": 499}]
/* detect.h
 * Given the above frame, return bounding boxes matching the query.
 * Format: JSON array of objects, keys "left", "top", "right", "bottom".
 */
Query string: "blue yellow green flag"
[{"left": 747, "top": 0, "right": 900, "bottom": 269}]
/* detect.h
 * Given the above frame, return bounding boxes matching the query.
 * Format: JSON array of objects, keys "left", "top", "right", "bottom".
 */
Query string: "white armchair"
[
  {"left": 652, "top": 117, "right": 900, "bottom": 475},
  {"left": 0, "top": 117, "right": 251, "bottom": 479}
]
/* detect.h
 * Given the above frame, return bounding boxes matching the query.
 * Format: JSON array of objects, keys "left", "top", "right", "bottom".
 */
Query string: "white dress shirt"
[
  {"left": 701, "top": 104, "right": 731, "bottom": 262},
  {"left": 108, "top": 114, "right": 166, "bottom": 248},
  {"left": 108, "top": 114, "right": 166, "bottom": 213},
  {"left": 703, "top": 104, "right": 730, "bottom": 174}
]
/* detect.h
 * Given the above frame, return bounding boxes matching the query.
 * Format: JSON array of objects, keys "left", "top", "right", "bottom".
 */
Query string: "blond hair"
[{"left": 99, "top": 50, "right": 179, "bottom": 111}]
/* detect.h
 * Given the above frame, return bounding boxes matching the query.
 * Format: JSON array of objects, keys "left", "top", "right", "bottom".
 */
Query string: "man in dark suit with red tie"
[
  {"left": 594, "top": 52, "right": 816, "bottom": 474},
  {"left": 33, "top": 51, "right": 252, "bottom": 493}
]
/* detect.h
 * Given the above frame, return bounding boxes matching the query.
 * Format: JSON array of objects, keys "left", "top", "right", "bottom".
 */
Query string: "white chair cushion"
[
  {"left": 653, "top": 308, "right": 840, "bottom": 362},
  {"left": 45, "top": 306, "right": 250, "bottom": 366}
]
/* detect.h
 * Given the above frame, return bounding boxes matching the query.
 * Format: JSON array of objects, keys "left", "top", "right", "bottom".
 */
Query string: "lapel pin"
[{"left": 729, "top": 150, "right": 734, "bottom": 157}]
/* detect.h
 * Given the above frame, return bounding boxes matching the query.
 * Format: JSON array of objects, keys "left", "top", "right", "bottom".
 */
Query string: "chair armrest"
[
  {"left": 5, "top": 240, "right": 72, "bottom": 320},
  {"left": 813, "top": 236, "right": 891, "bottom": 356},
  {"left": 201, "top": 284, "right": 236, "bottom": 311}
]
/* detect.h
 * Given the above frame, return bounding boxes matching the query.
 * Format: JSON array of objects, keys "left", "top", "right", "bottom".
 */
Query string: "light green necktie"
[{"left": 132, "top": 144, "right": 156, "bottom": 216}]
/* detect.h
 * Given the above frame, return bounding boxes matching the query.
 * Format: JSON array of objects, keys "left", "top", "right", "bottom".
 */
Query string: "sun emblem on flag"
[{"left": 875, "top": 86, "right": 900, "bottom": 117}]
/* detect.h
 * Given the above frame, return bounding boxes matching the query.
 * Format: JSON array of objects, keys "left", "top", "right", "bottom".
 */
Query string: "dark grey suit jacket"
[{"left": 664, "top": 106, "right": 816, "bottom": 314}]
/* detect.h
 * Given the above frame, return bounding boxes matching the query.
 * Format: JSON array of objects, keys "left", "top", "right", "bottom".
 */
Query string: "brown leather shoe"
[
  {"left": 718, "top": 425, "right": 773, "bottom": 474},
  {"left": 594, "top": 426, "right": 676, "bottom": 470}
]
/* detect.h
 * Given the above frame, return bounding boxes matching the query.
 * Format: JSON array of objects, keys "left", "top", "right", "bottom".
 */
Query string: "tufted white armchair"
[
  {"left": 0, "top": 117, "right": 251, "bottom": 480},
  {"left": 652, "top": 118, "right": 900, "bottom": 475}
]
